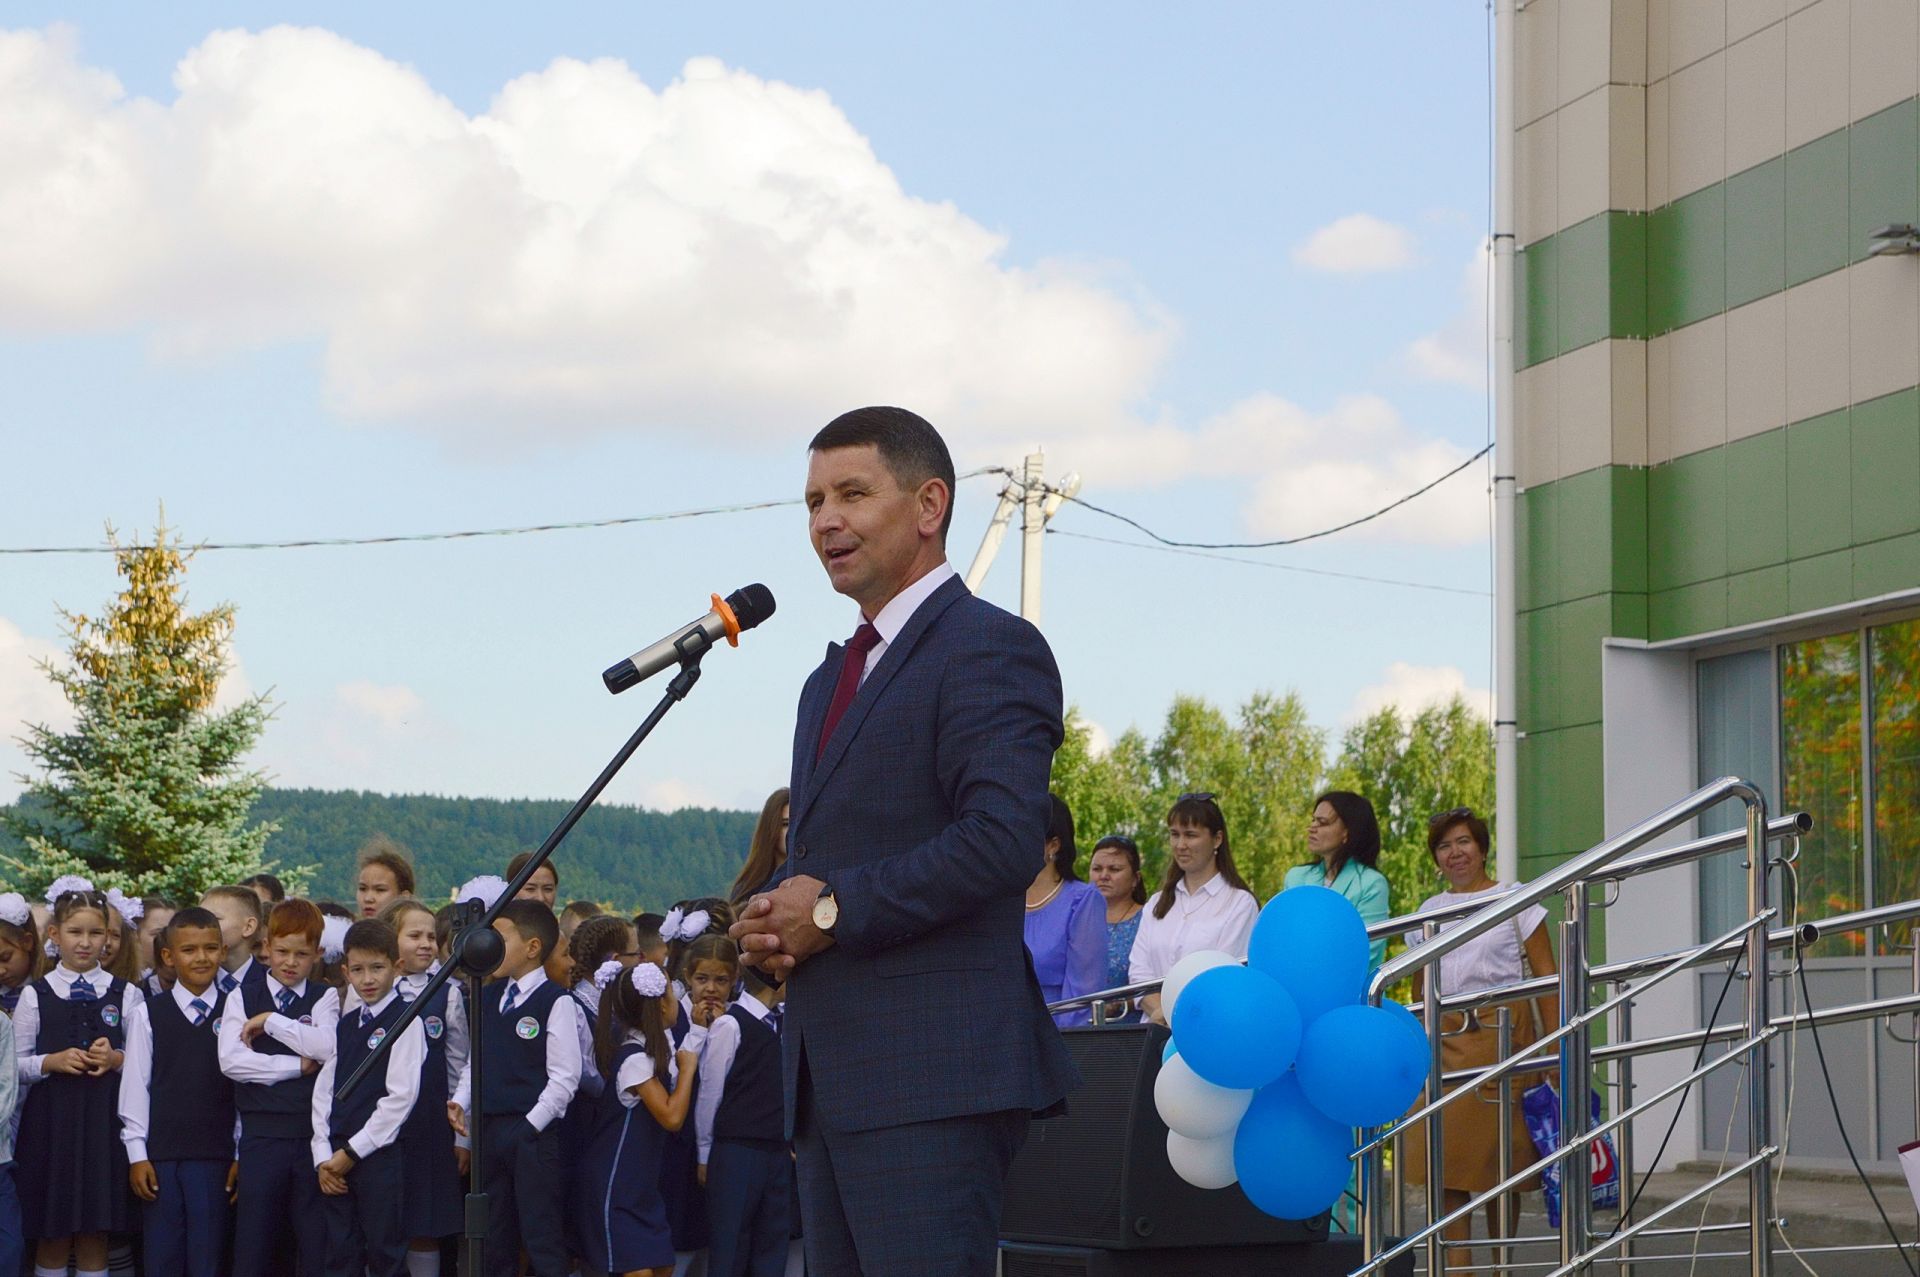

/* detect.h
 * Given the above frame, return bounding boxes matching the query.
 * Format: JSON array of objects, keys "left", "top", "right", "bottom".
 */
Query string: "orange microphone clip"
[{"left": 710, "top": 593, "right": 743, "bottom": 647}]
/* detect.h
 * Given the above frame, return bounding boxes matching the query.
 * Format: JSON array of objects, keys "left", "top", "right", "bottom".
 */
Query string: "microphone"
[{"left": 602, "top": 584, "right": 776, "bottom": 694}]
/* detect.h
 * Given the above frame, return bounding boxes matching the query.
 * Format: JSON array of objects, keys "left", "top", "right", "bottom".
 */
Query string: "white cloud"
[
  {"left": 1407, "top": 242, "right": 1490, "bottom": 388},
  {"left": 334, "top": 680, "right": 424, "bottom": 732},
  {"left": 1346, "top": 661, "right": 1493, "bottom": 724},
  {"left": 637, "top": 778, "right": 710, "bottom": 812},
  {"left": 0, "top": 617, "right": 71, "bottom": 802},
  {"left": 1291, "top": 213, "right": 1416, "bottom": 273}
]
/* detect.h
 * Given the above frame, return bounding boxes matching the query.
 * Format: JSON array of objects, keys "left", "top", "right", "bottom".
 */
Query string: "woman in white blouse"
[
  {"left": 1402, "top": 806, "right": 1558, "bottom": 1274},
  {"left": 1128, "top": 792, "right": 1260, "bottom": 1026}
]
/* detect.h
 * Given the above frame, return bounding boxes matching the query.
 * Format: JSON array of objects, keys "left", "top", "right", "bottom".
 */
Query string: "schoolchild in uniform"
[
  {"left": 311, "top": 920, "right": 426, "bottom": 1277},
  {"left": 632, "top": 914, "right": 668, "bottom": 969},
  {"left": 373, "top": 898, "right": 465, "bottom": 1276},
  {"left": 690, "top": 942, "right": 791, "bottom": 1277},
  {"left": 0, "top": 893, "right": 36, "bottom": 1017},
  {"left": 118, "top": 908, "right": 235, "bottom": 1277},
  {"left": 14, "top": 883, "right": 141, "bottom": 1277},
  {"left": 447, "top": 899, "right": 581, "bottom": 1277},
  {"left": 220, "top": 898, "right": 336, "bottom": 1277},
  {"left": 199, "top": 886, "right": 266, "bottom": 993},
  {"left": 659, "top": 904, "right": 726, "bottom": 1275},
  {"left": 561, "top": 916, "right": 635, "bottom": 1261},
  {"left": 0, "top": 954, "right": 22, "bottom": 1276},
  {"left": 133, "top": 900, "right": 177, "bottom": 999},
  {"left": 576, "top": 960, "right": 710, "bottom": 1277}
]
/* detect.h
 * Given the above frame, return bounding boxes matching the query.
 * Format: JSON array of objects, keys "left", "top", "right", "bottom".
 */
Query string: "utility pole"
[
  {"left": 964, "top": 480, "right": 1020, "bottom": 591},
  {"left": 1020, "top": 450, "right": 1045, "bottom": 624}
]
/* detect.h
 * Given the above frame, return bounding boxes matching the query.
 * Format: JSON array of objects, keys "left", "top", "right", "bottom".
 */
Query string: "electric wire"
[{"left": 1044, "top": 528, "right": 1492, "bottom": 598}]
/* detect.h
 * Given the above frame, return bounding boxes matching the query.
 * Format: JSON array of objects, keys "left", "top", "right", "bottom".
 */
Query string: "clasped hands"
[
  {"left": 44, "top": 1036, "right": 120, "bottom": 1077},
  {"left": 728, "top": 873, "right": 834, "bottom": 978}
]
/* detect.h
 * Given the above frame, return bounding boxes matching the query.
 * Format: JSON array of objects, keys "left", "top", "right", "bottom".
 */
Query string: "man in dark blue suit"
[{"left": 732, "top": 406, "right": 1079, "bottom": 1276}]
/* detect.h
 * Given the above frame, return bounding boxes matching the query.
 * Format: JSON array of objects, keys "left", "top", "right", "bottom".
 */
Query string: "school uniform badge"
[
  {"left": 515, "top": 1015, "right": 540, "bottom": 1040},
  {"left": 425, "top": 1016, "right": 445, "bottom": 1040},
  {"left": 101, "top": 1004, "right": 120, "bottom": 1028},
  {"left": 368, "top": 1027, "right": 387, "bottom": 1049}
]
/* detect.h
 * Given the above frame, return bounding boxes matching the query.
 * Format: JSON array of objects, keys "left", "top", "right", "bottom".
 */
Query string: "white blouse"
[
  {"left": 1127, "top": 873, "right": 1259, "bottom": 987},
  {"left": 1404, "top": 884, "right": 1548, "bottom": 998}
]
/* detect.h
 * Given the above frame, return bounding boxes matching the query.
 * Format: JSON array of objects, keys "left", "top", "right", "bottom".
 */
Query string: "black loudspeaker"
[
  {"left": 1000, "top": 1238, "right": 1415, "bottom": 1277},
  {"left": 1001, "top": 1024, "right": 1330, "bottom": 1250}
]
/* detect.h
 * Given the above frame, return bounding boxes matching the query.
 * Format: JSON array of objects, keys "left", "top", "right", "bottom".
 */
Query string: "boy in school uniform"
[
  {"left": 0, "top": 1000, "right": 20, "bottom": 1277},
  {"left": 311, "top": 920, "right": 425, "bottom": 1277},
  {"left": 200, "top": 887, "right": 266, "bottom": 994},
  {"left": 219, "top": 898, "right": 336, "bottom": 1277},
  {"left": 118, "top": 908, "right": 236, "bottom": 1277},
  {"left": 693, "top": 965, "right": 791, "bottom": 1277},
  {"left": 448, "top": 899, "right": 580, "bottom": 1277}
]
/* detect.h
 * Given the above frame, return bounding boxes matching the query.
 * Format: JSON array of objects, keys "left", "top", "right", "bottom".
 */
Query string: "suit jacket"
[{"left": 782, "top": 572, "right": 1079, "bottom": 1135}]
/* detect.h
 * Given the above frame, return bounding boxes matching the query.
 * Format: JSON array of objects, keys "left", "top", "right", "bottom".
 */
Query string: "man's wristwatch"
[{"left": 811, "top": 882, "right": 839, "bottom": 935}]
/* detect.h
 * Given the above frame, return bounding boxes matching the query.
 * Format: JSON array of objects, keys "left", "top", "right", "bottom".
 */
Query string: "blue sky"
[{"left": 0, "top": 3, "right": 1497, "bottom": 815}]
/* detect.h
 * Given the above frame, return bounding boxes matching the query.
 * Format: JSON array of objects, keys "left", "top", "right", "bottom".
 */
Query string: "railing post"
[
  {"left": 1424, "top": 919, "right": 1445, "bottom": 1277},
  {"left": 1745, "top": 794, "right": 1774, "bottom": 1277},
  {"left": 1559, "top": 881, "right": 1593, "bottom": 1272},
  {"left": 1615, "top": 991, "right": 1636, "bottom": 1277},
  {"left": 1495, "top": 1006, "right": 1514, "bottom": 1277}
]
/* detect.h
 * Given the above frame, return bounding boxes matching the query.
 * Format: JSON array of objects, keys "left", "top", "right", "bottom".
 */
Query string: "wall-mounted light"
[{"left": 1867, "top": 223, "right": 1920, "bottom": 256}]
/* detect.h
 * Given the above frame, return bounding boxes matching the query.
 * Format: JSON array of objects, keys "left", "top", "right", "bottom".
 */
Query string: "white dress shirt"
[
  {"left": 217, "top": 956, "right": 257, "bottom": 994},
  {"left": 693, "top": 998, "right": 774, "bottom": 1163},
  {"left": 310, "top": 990, "right": 426, "bottom": 1167},
  {"left": 450, "top": 969, "right": 581, "bottom": 1133},
  {"left": 219, "top": 980, "right": 340, "bottom": 1084},
  {"left": 15, "top": 963, "right": 145, "bottom": 1086},
  {"left": 615, "top": 1023, "right": 707, "bottom": 1111},
  {"left": 118, "top": 982, "right": 227, "bottom": 1165},
  {"left": 857, "top": 561, "right": 956, "bottom": 682},
  {"left": 570, "top": 983, "right": 604, "bottom": 1098},
  {"left": 1127, "top": 872, "right": 1259, "bottom": 987}
]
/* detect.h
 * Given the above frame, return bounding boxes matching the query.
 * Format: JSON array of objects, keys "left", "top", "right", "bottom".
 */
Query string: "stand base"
[{"left": 998, "top": 1235, "right": 1416, "bottom": 1277}]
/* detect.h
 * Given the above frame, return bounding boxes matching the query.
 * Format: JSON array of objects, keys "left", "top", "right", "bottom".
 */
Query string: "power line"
[
  {"left": 1045, "top": 442, "right": 1493, "bottom": 550},
  {"left": 1047, "top": 527, "right": 1492, "bottom": 598},
  {"left": 0, "top": 469, "right": 1014, "bottom": 556}
]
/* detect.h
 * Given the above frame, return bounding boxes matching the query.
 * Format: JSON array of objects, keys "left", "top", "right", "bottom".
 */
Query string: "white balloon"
[
  {"left": 1154, "top": 1053, "right": 1255, "bottom": 1139},
  {"left": 1166, "top": 1129, "right": 1238, "bottom": 1190},
  {"left": 1161, "top": 948, "right": 1237, "bottom": 1021}
]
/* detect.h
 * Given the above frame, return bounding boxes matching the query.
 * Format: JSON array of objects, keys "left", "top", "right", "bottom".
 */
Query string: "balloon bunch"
[{"left": 1154, "top": 885, "right": 1428, "bottom": 1220}]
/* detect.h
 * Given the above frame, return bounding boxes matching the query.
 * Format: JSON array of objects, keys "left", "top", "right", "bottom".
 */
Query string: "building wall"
[{"left": 1513, "top": 0, "right": 1920, "bottom": 873}]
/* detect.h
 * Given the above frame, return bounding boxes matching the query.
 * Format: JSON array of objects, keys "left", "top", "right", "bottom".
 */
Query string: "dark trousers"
[
  {"left": 322, "top": 1144, "right": 407, "bottom": 1277},
  {"left": 0, "top": 1165, "right": 20, "bottom": 1277},
  {"left": 232, "top": 1132, "right": 323, "bottom": 1277},
  {"left": 705, "top": 1140, "right": 793, "bottom": 1277},
  {"left": 481, "top": 1115, "right": 567, "bottom": 1277},
  {"left": 794, "top": 1077, "right": 1027, "bottom": 1277},
  {"left": 142, "top": 1159, "right": 229, "bottom": 1277}
]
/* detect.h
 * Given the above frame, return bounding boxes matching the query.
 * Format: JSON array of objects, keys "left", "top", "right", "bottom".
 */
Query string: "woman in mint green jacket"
[{"left": 1282, "top": 790, "right": 1391, "bottom": 970}]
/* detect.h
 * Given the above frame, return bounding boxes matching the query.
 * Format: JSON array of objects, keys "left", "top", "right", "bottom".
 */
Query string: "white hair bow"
[
  {"left": 675, "top": 910, "right": 710, "bottom": 942},
  {"left": 106, "top": 887, "right": 143, "bottom": 924},
  {"left": 44, "top": 874, "right": 95, "bottom": 904},
  {"left": 630, "top": 962, "right": 668, "bottom": 998},
  {"left": 319, "top": 916, "right": 352, "bottom": 963},
  {"left": 0, "top": 893, "right": 29, "bottom": 927},
  {"left": 660, "top": 906, "right": 684, "bottom": 938},
  {"left": 592, "top": 958, "right": 624, "bottom": 990},
  {"left": 454, "top": 876, "right": 509, "bottom": 911}
]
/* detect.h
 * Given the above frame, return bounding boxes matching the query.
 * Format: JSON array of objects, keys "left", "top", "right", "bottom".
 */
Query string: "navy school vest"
[
  {"left": 330, "top": 995, "right": 412, "bottom": 1147},
  {"left": 712, "top": 1003, "right": 784, "bottom": 1144},
  {"left": 148, "top": 987, "right": 235, "bottom": 1163},
  {"left": 30, "top": 973, "right": 129, "bottom": 1052},
  {"left": 231, "top": 978, "right": 328, "bottom": 1138},
  {"left": 477, "top": 978, "right": 565, "bottom": 1116},
  {"left": 399, "top": 981, "right": 454, "bottom": 1143}
]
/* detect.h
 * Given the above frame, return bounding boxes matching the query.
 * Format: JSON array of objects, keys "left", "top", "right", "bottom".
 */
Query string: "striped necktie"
[
  {"left": 218, "top": 970, "right": 238, "bottom": 994},
  {"left": 359, "top": 1008, "right": 374, "bottom": 1029},
  {"left": 766, "top": 1005, "right": 784, "bottom": 1035},
  {"left": 69, "top": 978, "right": 95, "bottom": 1003},
  {"left": 500, "top": 983, "right": 518, "bottom": 1015},
  {"left": 276, "top": 986, "right": 297, "bottom": 1014},
  {"left": 188, "top": 997, "right": 210, "bottom": 1027}
]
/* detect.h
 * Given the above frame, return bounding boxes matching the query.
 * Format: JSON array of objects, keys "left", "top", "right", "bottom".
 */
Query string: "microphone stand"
[{"left": 340, "top": 639, "right": 710, "bottom": 1275}]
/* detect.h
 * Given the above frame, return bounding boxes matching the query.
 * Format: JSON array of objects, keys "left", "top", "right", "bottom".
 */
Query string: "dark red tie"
[{"left": 817, "top": 623, "right": 882, "bottom": 759}]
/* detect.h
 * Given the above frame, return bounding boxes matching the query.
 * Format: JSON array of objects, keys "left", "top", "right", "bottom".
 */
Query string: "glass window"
[
  {"left": 1871, "top": 618, "right": 1920, "bottom": 951},
  {"left": 1697, "top": 649, "right": 1775, "bottom": 941},
  {"left": 1779, "top": 633, "right": 1865, "bottom": 955}
]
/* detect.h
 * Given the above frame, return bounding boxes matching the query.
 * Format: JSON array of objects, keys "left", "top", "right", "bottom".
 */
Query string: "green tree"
[
  {"left": 1327, "top": 695, "right": 1495, "bottom": 927},
  {"left": 2, "top": 524, "right": 283, "bottom": 900}
]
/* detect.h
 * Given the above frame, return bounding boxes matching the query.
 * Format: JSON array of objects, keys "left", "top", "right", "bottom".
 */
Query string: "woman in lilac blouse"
[{"left": 1025, "top": 794, "right": 1109, "bottom": 1028}]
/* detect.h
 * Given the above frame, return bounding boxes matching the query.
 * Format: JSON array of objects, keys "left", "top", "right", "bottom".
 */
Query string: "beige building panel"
[
  {"left": 1667, "top": 51, "right": 1728, "bottom": 199},
  {"left": 1517, "top": 359, "right": 1562, "bottom": 489},
  {"left": 1849, "top": 255, "right": 1920, "bottom": 403},
  {"left": 1670, "top": 0, "right": 1731, "bottom": 72},
  {"left": 1521, "top": 0, "right": 1562, "bottom": 127},
  {"left": 1647, "top": 76, "right": 1672, "bottom": 208},
  {"left": 1726, "top": 24, "right": 1788, "bottom": 174},
  {"left": 1725, "top": 293, "right": 1789, "bottom": 440},
  {"left": 1647, "top": 332, "right": 1675, "bottom": 464},
  {"left": 1850, "top": 0, "right": 1920, "bottom": 120},
  {"left": 1669, "top": 312, "right": 1730, "bottom": 456},
  {"left": 1729, "top": 0, "right": 1788, "bottom": 42},
  {"left": 1612, "top": 340, "right": 1652, "bottom": 466},
  {"left": 1786, "top": 269, "right": 1853, "bottom": 421},
  {"left": 1614, "top": 0, "right": 1651, "bottom": 83},
  {"left": 1558, "top": 340, "right": 1618, "bottom": 474},
  {"left": 1559, "top": 89, "right": 1615, "bottom": 227},
  {"left": 1609, "top": 85, "right": 1650, "bottom": 209},
  {"left": 1786, "top": 0, "right": 1852, "bottom": 149},
  {"left": 1561, "top": 0, "right": 1614, "bottom": 106},
  {"left": 1519, "top": 115, "right": 1560, "bottom": 246}
]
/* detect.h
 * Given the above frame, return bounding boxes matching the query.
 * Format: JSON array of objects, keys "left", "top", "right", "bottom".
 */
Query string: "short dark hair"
[
  {"left": 1314, "top": 790, "right": 1382, "bottom": 874},
  {"left": 1428, "top": 807, "right": 1493, "bottom": 860},
  {"left": 632, "top": 912, "right": 666, "bottom": 953},
  {"left": 1046, "top": 793, "right": 1080, "bottom": 882},
  {"left": 506, "top": 851, "right": 558, "bottom": 889},
  {"left": 342, "top": 919, "right": 399, "bottom": 962},
  {"left": 498, "top": 898, "right": 559, "bottom": 959},
  {"left": 163, "top": 907, "right": 224, "bottom": 947},
  {"left": 809, "top": 406, "right": 957, "bottom": 539},
  {"left": 241, "top": 872, "right": 286, "bottom": 902}
]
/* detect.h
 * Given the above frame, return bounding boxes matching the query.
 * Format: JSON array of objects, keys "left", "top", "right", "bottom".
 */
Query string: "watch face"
[{"left": 812, "top": 896, "right": 838, "bottom": 930}]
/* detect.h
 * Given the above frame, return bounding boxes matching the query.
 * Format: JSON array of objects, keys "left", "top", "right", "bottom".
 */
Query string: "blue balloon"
[
  {"left": 1162, "top": 1039, "right": 1179, "bottom": 1064},
  {"left": 1247, "top": 885, "right": 1368, "bottom": 1024},
  {"left": 1234, "top": 1074, "right": 1352, "bottom": 1220},
  {"left": 1294, "top": 1003, "right": 1430, "bottom": 1128},
  {"left": 1169, "top": 966, "right": 1301, "bottom": 1090},
  {"left": 1378, "top": 998, "right": 1429, "bottom": 1054}
]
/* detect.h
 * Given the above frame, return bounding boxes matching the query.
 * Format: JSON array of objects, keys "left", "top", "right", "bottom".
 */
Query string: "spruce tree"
[{"left": 3, "top": 523, "right": 281, "bottom": 900}]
